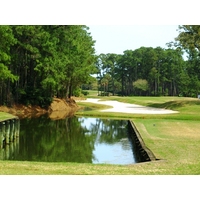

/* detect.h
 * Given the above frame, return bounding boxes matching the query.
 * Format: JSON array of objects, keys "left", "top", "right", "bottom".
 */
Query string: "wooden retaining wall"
[
  {"left": 128, "top": 120, "right": 157, "bottom": 162},
  {"left": 0, "top": 118, "right": 20, "bottom": 149}
]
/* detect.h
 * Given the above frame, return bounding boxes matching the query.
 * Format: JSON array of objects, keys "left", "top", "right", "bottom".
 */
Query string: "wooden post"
[
  {"left": 0, "top": 123, "right": 3, "bottom": 149},
  {"left": 9, "top": 141, "right": 14, "bottom": 159},
  {"left": 10, "top": 120, "right": 14, "bottom": 142},
  {"left": 1, "top": 122, "right": 6, "bottom": 148},
  {"left": 5, "top": 144, "right": 10, "bottom": 160},
  {"left": 16, "top": 119, "right": 20, "bottom": 137},
  {"left": 15, "top": 137, "right": 19, "bottom": 155},
  {"left": 14, "top": 119, "right": 20, "bottom": 155},
  {"left": 13, "top": 120, "right": 17, "bottom": 138},
  {"left": 5, "top": 120, "right": 10, "bottom": 144}
]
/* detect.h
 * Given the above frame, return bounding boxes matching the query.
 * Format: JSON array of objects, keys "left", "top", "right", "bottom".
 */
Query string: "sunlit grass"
[{"left": 0, "top": 111, "right": 17, "bottom": 122}]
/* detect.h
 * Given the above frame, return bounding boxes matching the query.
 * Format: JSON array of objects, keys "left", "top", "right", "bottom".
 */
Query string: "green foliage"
[
  {"left": 73, "top": 87, "right": 82, "bottom": 97},
  {"left": 0, "top": 25, "right": 96, "bottom": 107},
  {"left": 81, "top": 90, "right": 89, "bottom": 96},
  {"left": 133, "top": 79, "right": 149, "bottom": 92},
  {"left": 19, "top": 86, "right": 53, "bottom": 108},
  {"left": 175, "top": 25, "right": 200, "bottom": 52},
  {"left": 0, "top": 26, "right": 18, "bottom": 82}
]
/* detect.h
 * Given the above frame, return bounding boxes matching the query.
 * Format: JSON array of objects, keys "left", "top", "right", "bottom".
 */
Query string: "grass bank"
[
  {"left": 0, "top": 112, "right": 18, "bottom": 122},
  {"left": 0, "top": 92, "right": 200, "bottom": 174}
]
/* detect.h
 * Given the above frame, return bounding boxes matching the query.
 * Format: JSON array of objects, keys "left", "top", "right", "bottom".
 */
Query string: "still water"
[{"left": 0, "top": 116, "right": 139, "bottom": 165}]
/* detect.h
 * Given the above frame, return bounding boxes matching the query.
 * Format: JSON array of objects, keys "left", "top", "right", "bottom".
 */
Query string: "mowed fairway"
[{"left": 1, "top": 94, "right": 200, "bottom": 175}]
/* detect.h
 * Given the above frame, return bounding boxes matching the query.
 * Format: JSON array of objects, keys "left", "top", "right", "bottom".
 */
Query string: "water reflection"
[
  {"left": 0, "top": 116, "right": 138, "bottom": 165},
  {"left": 79, "top": 117, "right": 136, "bottom": 164},
  {"left": 0, "top": 119, "right": 20, "bottom": 160}
]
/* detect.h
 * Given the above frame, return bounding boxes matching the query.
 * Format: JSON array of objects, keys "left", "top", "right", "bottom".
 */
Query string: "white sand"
[{"left": 78, "top": 98, "right": 179, "bottom": 114}]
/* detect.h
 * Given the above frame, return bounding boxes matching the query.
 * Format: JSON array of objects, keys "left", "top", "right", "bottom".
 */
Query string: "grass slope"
[{"left": 0, "top": 112, "right": 17, "bottom": 122}]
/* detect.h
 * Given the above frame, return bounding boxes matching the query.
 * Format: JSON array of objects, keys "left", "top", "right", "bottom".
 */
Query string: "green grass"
[
  {"left": 1, "top": 91, "right": 200, "bottom": 174},
  {"left": 77, "top": 101, "right": 112, "bottom": 112},
  {"left": 85, "top": 89, "right": 99, "bottom": 97},
  {"left": 0, "top": 111, "right": 17, "bottom": 122}
]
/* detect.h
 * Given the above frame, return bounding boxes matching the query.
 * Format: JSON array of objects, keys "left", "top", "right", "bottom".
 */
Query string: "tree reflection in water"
[{"left": 1, "top": 116, "right": 138, "bottom": 165}]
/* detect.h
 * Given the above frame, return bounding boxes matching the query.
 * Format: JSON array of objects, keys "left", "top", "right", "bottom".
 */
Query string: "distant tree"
[
  {"left": 174, "top": 25, "right": 200, "bottom": 97},
  {"left": 133, "top": 79, "right": 148, "bottom": 95},
  {"left": 175, "top": 25, "right": 200, "bottom": 53}
]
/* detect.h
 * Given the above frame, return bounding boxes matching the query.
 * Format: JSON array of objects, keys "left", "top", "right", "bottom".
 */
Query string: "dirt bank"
[
  {"left": 48, "top": 98, "right": 80, "bottom": 119},
  {"left": 0, "top": 97, "right": 82, "bottom": 119}
]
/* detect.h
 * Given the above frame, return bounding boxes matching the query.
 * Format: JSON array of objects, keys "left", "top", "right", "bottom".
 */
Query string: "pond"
[{"left": 0, "top": 116, "right": 143, "bottom": 165}]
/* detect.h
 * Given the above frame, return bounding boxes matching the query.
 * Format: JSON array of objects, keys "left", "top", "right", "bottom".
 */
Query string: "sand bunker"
[{"left": 78, "top": 98, "right": 179, "bottom": 114}]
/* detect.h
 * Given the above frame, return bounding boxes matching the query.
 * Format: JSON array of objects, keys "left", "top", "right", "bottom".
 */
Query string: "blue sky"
[{"left": 88, "top": 25, "right": 180, "bottom": 55}]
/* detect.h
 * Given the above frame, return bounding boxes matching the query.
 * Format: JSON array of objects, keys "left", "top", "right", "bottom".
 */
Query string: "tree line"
[
  {"left": 1, "top": 25, "right": 200, "bottom": 108},
  {"left": 0, "top": 25, "right": 96, "bottom": 108},
  {"left": 95, "top": 26, "right": 200, "bottom": 98}
]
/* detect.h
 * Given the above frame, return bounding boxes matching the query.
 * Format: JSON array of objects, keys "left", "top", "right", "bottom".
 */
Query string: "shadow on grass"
[
  {"left": 77, "top": 102, "right": 112, "bottom": 112},
  {"left": 147, "top": 99, "right": 200, "bottom": 110}
]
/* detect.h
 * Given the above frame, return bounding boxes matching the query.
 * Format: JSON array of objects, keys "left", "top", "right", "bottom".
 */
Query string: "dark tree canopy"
[{"left": 0, "top": 25, "right": 96, "bottom": 107}]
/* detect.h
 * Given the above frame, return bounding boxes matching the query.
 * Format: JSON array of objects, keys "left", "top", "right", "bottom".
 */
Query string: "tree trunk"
[{"left": 68, "top": 80, "right": 72, "bottom": 99}]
